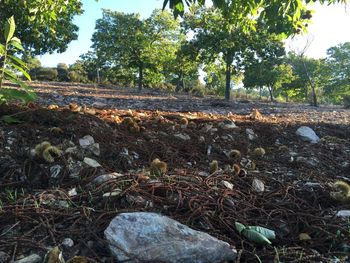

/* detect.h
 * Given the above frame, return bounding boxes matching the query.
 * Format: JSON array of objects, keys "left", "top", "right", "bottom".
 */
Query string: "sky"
[{"left": 39, "top": 0, "right": 350, "bottom": 67}]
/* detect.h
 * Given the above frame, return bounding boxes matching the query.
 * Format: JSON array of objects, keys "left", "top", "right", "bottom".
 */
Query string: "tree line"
[{"left": 1, "top": 0, "right": 349, "bottom": 106}]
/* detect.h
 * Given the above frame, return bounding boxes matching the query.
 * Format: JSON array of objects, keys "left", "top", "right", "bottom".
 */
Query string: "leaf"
[
  {"left": 299, "top": 233, "right": 311, "bottom": 241},
  {"left": 247, "top": 226, "right": 276, "bottom": 240},
  {"left": 9, "top": 38, "right": 24, "bottom": 51},
  {"left": 0, "top": 115, "right": 22, "bottom": 124},
  {"left": 4, "top": 16, "right": 16, "bottom": 43},
  {"left": 235, "top": 221, "right": 246, "bottom": 234},
  {"left": 0, "top": 88, "right": 35, "bottom": 103},
  {"left": 8, "top": 55, "right": 28, "bottom": 69},
  {"left": 8, "top": 62, "right": 31, "bottom": 81},
  {"left": 0, "top": 44, "right": 5, "bottom": 54},
  {"left": 242, "top": 229, "right": 272, "bottom": 245}
]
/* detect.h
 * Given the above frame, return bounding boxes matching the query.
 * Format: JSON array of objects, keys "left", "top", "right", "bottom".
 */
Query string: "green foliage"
[
  {"left": 0, "top": 0, "right": 83, "bottom": 55},
  {"left": 284, "top": 53, "right": 329, "bottom": 103},
  {"left": 164, "top": 0, "right": 345, "bottom": 35},
  {"left": 56, "top": 63, "right": 69, "bottom": 82},
  {"left": 22, "top": 54, "right": 41, "bottom": 70},
  {"left": 68, "top": 61, "right": 89, "bottom": 83},
  {"left": 325, "top": 42, "right": 350, "bottom": 103},
  {"left": 90, "top": 9, "right": 183, "bottom": 90},
  {"left": 182, "top": 6, "right": 251, "bottom": 100},
  {"left": 31, "top": 67, "right": 58, "bottom": 81},
  {"left": 0, "top": 16, "right": 36, "bottom": 105}
]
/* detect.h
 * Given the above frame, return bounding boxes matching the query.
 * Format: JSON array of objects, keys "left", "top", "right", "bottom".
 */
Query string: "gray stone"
[
  {"left": 246, "top": 128, "right": 257, "bottom": 140},
  {"left": 68, "top": 188, "right": 77, "bottom": 197},
  {"left": 174, "top": 133, "right": 191, "bottom": 141},
  {"left": 79, "top": 135, "right": 95, "bottom": 148},
  {"left": 90, "top": 143, "right": 100, "bottom": 156},
  {"left": 83, "top": 157, "right": 101, "bottom": 168},
  {"left": 49, "top": 165, "right": 62, "bottom": 178},
  {"left": 219, "top": 121, "right": 237, "bottom": 130},
  {"left": 14, "top": 254, "right": 42, "bottom": 263},
  {"left": 105, "top": 212, "right": 236, "bottom": 263},
  {"left": 103, "top": 189, "right": 122, "bottom": 198},
  {"left": 92, "top": 173, "right": 123, "bottom": 186},
  {"left": 336, "top": 210, "right": 350, "bottom": 218},
  {"left": 62, "top": 237, "right": 74, "bottom": 248},
  {"left": 296, "top": 126, "right": 320, "bottom": 143},
  {"left": 221, "top": 180, "right": 233, "bottom": 190},
  {"left": 252, "top": 178, "right": 265, "bottom": 193}
]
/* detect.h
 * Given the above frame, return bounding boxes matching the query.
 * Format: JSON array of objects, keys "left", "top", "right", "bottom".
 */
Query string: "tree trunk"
[
  {"left": 225, "top": 62, "right": 231, "bottom": 101},
  {"left": 268, "top": 86, "right": 274, "bottom": 102},
  {"left": 259, "top": 87, "right": 262, "bottom": 100},
  {"left": 138, "top": 63, "right": 143, "bottom": 91},
  {"left": 302, "top": 60, "right": 318, "bottom": 107}
]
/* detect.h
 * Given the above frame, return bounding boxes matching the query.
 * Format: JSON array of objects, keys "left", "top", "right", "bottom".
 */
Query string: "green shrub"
[
  {"left": 34, "top": 67, "right": 58, "bottom": 81},
  {"left": 68, "top": 70, "right": 88, "bottom": 83},
  {"left": 57, "top": 63, "right": 69, "bottom": 81}
]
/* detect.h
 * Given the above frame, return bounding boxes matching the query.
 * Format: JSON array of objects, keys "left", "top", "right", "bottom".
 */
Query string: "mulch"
[{"left": 0, "top": 101, "right": 349, "bottom": 263}]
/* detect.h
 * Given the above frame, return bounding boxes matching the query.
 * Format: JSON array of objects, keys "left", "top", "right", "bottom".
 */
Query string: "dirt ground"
[{"left": 0, "top": 82, "right": 349, "bottom": 262}]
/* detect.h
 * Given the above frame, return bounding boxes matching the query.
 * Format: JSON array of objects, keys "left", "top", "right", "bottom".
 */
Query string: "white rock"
[
  {"left": 92, "top": 101, "right": 107, "bottom": 108},
  {"left": 174, "top": 133, "right": 191, "bottom": 141},
  {"left": 68, "top": 188, "right": 77, "bottom": 197},
  {"left": 92, "top": 173, "right": 123, "bottom": 186},
  {"left": 105, "top": 212, "right": 236, "bottom": 263},
  {"left": 14, "top": 254, "right": 42, "bottom": 263},
  {"left": 336, "top": 210, "right": 350, "bottom": 218},
  {"left": 221, "top": 180, "right": 234, "bottom": 190},
  {"left": 246, "top": 128, "right": 257, "bottom": 141},
  {"left": 220, "top": 121, "right": 237, "bottom": 130},
  {"left": 296, "top": 126, "right": 320, "bottom": 143},
  {"left": 62, "top": 238, "right": 74, "bottom": 248},
  {"left": 79, "top": 135, "right": 95, "bottom": 148},
  {"left": 83, "top": 157, "right": 101, "bottom": 168},
  {"left": 103, "top": 189, "right": 122, "bottom": 198},
  {"left": 252, "top": 178, "right": 265, "bottom": 193}
]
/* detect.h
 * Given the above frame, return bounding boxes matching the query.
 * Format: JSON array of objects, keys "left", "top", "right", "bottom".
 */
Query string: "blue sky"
[{"left": 39, "top": 1, "right": 350, "bottom": 67}]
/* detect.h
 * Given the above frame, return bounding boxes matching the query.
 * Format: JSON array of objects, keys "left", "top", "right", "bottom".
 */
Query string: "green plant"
[
  {"left": 33, "top": 67, "right": 58, "bottom": 81},
  {"left": 0, "top": 16, "right": 36, "bottom": 105}
]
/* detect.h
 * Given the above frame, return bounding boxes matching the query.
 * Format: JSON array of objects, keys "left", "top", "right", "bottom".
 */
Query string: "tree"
[
  {"left": 242, "top": 32, "right": 289, "bottom": 101},
  {"left": 91, "top": 9, "right": 181, "bottom": 90},
  {"left": 284, "top": 52, "right": 329, "bottom": 104},
  {"left": 164, "top": 0, "right": 345, "bottom": 35},
  {"left": 22, "top": 54, "right": 41, "bottom": 70},
  {"left": 182, "top": 6, "right": 250, "bottom": 100},
  {"left": 165, "top": 40, "right": 199, "bottom": 91},
  {"left": 325, "top": 42, "right": 350, "bottom": 103},
  {"left": 57, "top": 63, "right": 69, "bottom": 82},
  {"left": 68, "top": 61, "right": 89, "bottom": 83},
  {"left": 0, "top": 0, "right": 83, "bottom": 54}
]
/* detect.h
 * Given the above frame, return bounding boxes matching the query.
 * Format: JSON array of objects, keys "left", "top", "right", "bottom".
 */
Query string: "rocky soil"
[{"left": 0, "top": 82, "right": 349, "bottom": 263}]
